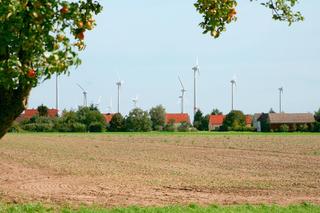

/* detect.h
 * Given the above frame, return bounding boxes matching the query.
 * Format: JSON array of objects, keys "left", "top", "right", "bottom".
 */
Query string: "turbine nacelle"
[
  {"left": 132, "top": 95, "right": 139, "bottom": 108},
  {"left": 279, "top": 87, "right": 284, "bottom": 93},
  {"left": 116, "top": 81, "right": 124, "bottom": 87}
]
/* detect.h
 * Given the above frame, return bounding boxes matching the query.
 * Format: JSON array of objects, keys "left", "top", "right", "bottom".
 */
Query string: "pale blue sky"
[{"left": 29, "top": 1, "right": 320, "bottom": 116}]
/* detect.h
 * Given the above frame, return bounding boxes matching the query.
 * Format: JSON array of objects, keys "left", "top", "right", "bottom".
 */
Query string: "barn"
[{"left": 258, "top": 113, "right": 315, "bottom": 132}]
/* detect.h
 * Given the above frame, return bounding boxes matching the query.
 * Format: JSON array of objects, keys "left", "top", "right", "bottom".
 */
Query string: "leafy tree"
[
  {"left": 315, "top": 108, "right": 320, "bottom": 122},
  {"left": 164, "top": 119, "right": 177, "bottom": 132},
  {"left": 200, "top": 114, "right": 210, "bottom": 131},
  {"left": 37, "top": 104, "right": 49, "bottom": 117},
  {"left": 125, "top": 108, "right": 152, "bottom": 132},
  {"left": 21, "top": 115, "right": 55, "bottom": 132},
  {"left": 178, "top": 122, "right": 191, "bottom": 132},
  {"left": 149, "top": 105, "right": 166, "bottom": 131},
  {"left": 221, "top": 110, "right": 246, "bottom": 131},
  {"left": 193, "top": 109, "right": 203, "bottom": 130},
  {"left": 0, "top": 0, "right": 102, "bottom": 138},
  {"left": 55, "top": 111, "right": 86, "bottom": 132},
  {"left": 108, "top": 113, "right": 125, "bottom": 132},
  {"left": 194, "top": 110, "right": 210, "bottom": 131},
  {"left": 89, "top": 122, "right": 105, "bottom": 132},
  {"left": 195, "top": 0, "right": 303, "bottom": 38},
  {"left": 313, "top": 122, "right": 320, "bottom": 132},
  {"left": 0, "top": 0, "right": 303, "bottom": 138},
  {"left": 211, "top": 108, "right": 223, "bottom": 115},
  {"left": 76, "top": 105, "right": 106, "bottom": 132}
]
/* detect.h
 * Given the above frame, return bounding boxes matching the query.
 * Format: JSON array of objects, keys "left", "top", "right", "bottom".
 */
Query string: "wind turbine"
[
  {"left": 107, "top": 98, "right": 113, "bottom": 113},
  {"left": 178, "top": 76, "right": 187, "bottom": 114},
  {"left": 77, "top": 83, "right": 87, "bottom": 107},
  {"left": 132, "top": 95, "right": 139, "bottom": 108},
  {"left": 279, "top": 87, "right": 284, "bottom": 113},
  {"left": 192, "top": 58, "right": 200, "bottom": 116},
  {"left": 95, "top": 96, "right": 102, "bottom": 108},
  {"left": 230, "top": 75, "right": 237, "bottom": 111},
  {"left": 116, "top": 79, "right": 124, "bottom": 113}
]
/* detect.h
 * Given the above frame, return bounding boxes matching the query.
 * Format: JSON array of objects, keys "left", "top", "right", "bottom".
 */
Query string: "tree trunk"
[{"left": 0, "top": 86, "right": 31, "bottom": 139}]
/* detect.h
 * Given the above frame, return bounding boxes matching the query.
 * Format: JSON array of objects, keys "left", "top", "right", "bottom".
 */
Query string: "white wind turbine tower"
[
  {"left": 230, "top": 75, "right": 237, "bottom": 111},
  {"left": 178, "top": 76, "right": 187, "bottom": 114},
  {"left": 77, "top": 83, "right": 88, "bottom": 107},
  {"left": 132, "top": 95, "right": 139, "bottom": 108},
  {"left": 107, "top": 98, "right": 113, "bottom": 113},
  {"left": 192, "top": 58, "right": 200, "bottom": 116},
  {"left": 279, "top": 87, "right": 284, "bottom": 113},
  {"left": 116, "top": 79, "right": 124, "bottom": 113},
  {"left": 95, "top": 96, "right": 102, "bottom": 108}
]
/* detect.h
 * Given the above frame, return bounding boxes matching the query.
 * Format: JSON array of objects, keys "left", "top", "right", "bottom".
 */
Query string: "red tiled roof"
[
  {"left": 47, "top": 109, "right": 58, "bottom": 117},
  {"left": 246, "top": 115, "right": 252, "bottom": 125},
  {"left": 209, "top": 115, "right": 225, "bottom": 126},
  {"left": 165, "top": 113, "right": 190, "bottom": 124},
  {"left": 209, "top": 115, "right": 252, "bottom": 126},
  {"left": 17, "top": 108, "right": 58, "bottom": 121},
  {"left": 103, "top": 114, "right": 114, "bottom": 123},
  {"left": 23, "top": 109, "right": 38, "bottom": 119}
]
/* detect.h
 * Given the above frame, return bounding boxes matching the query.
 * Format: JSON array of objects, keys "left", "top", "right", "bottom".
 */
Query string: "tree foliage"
[
  {"left": 76, "top": 105, "right": 106, "bottom": 131},
  {"left": 37, "top": 104, "right": 49, "bottom": 117},
  {"left": 125, "top": 108, "right": 152, "bottom": 132},
  {"left": 211, "top": 108, "right": 223, "bottom": 115},
  {"left": 193, "top": 110, "right": 210, "bottom": 131},
  {"left": 193, "top": 109, "right": 203, "bottom": 130},
  {"left": 195, "top": 0, "right": 303, "bottom": 38},
  {"left": 55, "top": 110, "right": 86, "bottom": 132},
  {"left": 108, "top": 113, "right": 125, "bottom": 132},
  {"left": 0, "top": 0, "right": 102, "bottom": 138},
  {"left": 221, "top": 110, "right": 246, "bottom": 131},
  {"left": 315, "top": 108, "right": 320, "bottom": 122},
  {"left": 149, "top": 105, "right": 166, "bottom": 131},
  {"left": 0, "top": 0, "right": 102, "bottom": 89}
]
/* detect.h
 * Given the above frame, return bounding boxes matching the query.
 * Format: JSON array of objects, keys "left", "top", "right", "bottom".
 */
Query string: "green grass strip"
[{"left": 1, "top": 203, "right": 320, "bottom": 213}]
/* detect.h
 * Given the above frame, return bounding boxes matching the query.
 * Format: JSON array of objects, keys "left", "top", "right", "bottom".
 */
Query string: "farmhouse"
[
  {"left": 209, "top": 114, "right": 253, "bottom": 131},
  {"left": 165, "top": 113, "right": 190, "bottom": 125},
  {"left": 245, "top": 115, "right": 253, "bottom": 127},
  {"left": 103, "top": 113, "right": 114, "bottom": 124},
  {"left": 258, "top": 113, "right": 315, "bottom": 132},
  {"left": 16, "top": 108, "right": 58, "bottom": 122},
  {"left": 208, "top": 115, "right": 224, "bottom": 131}
]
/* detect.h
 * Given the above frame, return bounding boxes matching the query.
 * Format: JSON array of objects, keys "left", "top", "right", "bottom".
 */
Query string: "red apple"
[
  {"left": 76, "top": 31, "right": 85, "bottom": 40},
  {"left": 77, "top": 21, "right": 84, "bottom": 28},
  {"left": 60, "top": 6, "right": 69, "bottom": 14},
  {"left": 27, "top": 69, "right": 36, "bottom": 78}
]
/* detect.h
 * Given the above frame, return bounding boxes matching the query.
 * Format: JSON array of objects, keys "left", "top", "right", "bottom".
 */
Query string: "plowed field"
[{"left": 0, "top": 133, "right": 319, "bottom": 207}]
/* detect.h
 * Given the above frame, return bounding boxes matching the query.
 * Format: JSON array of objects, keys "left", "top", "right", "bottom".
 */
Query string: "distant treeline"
[{"left": 9, "top": 105, "right": 320, "bottom": 133}]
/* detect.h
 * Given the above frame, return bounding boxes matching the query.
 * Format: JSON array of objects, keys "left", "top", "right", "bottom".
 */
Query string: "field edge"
[{"left": 1, "top": 202, "right": 320, "bottom": 213}]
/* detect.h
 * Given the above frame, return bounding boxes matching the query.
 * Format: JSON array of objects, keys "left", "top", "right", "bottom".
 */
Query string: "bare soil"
[{"left": 0, "top": 133, "right": 319, "bottom": 207}]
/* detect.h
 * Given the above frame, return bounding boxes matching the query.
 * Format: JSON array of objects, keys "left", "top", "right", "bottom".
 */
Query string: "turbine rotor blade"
[
  {"left": 178, "top": 76, "right": 185, "bottom": 90},
  {"left": 76, "top": 83, "right": 86, "bottom": 92}
]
